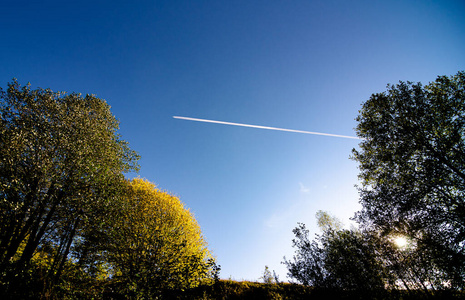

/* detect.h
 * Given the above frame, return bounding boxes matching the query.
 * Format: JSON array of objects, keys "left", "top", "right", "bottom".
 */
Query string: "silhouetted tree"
[
  {"left": 353, "top": 71, "right": 465, "bottom": 290},
  {"left": 284, "top": 212, "right": 390, "bottom": 295},
  {"left": 284, "top": 223, "right": 328, "bottom": 288}
]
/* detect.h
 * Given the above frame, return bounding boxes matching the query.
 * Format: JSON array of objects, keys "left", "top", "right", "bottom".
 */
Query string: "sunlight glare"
[{"left": 394, "top": 236, "right": 408, "bottom": 248}]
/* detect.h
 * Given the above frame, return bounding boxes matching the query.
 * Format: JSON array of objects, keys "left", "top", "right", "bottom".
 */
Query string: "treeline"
[
  {"left": 284, "top": 71, "right": 465, "bottom": 298},
  {"left": 0, "top": 81, "right": 217, "bottom": 299},
  {"left": 126, "top": 279, "right": 460, "bottom": 299},
  {"left": 1, "top": 71, "right": 464, "bottom": 299}
]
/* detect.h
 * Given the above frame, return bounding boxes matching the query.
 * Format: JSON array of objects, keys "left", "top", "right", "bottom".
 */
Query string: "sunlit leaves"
[
  {"left": 0, "top": 79, "right": 139, "bottom": 296},
  {"left": 107, "top": 178, "right": 215, "bottom": 296},
  {"left": 315, "top": 210, "right": 343, "bottom": 233},
  {"left": 0, "top": 79, "right": 218, "bottom": 298}
]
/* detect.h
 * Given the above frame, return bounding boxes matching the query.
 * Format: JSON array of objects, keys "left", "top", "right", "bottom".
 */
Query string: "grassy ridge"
[
  {"left": 159, "top": 280, "right": 465, "bottom": 300},
  {"left": 160, "top": 280, "right": 312, "bottom": 300}
]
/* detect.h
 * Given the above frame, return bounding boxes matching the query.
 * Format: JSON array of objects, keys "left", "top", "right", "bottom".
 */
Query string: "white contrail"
[{"left": 173, "top": 116, "right": 362, "bottom": 140}]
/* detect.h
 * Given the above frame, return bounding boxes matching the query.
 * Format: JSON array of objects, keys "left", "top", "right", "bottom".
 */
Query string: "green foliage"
[
  {"left": 0, "top": 80, "right": 218, "bottom": 298},
  {"left": 353, "top": 71, "right": 465, "bottom": 290},
  {"left": 169, "top": 279, "right": 463, "bottom": 299},
  {"left": 321, "top": 229, "right": 390, "bottom": 293},
  {"left": 0, "top": 79, "right": 140, "bottom": 297},
  {"left": 182, "top": 280, "right": 313, "bottom": 300},
  {"left": 285, "top": 72, "right": 465, "bottom": 297},
  {"left": 283, "top": 223, "right": 327, "bottom": 287},
  {"left": 284, "top": 222, "right": 390, "bottom": 296},
  {"left": 4, "top": 72, "right": 464, "bottom": 298},
  {"left": 260, "top": 265, "right": 276, "bottom": 284},
  {"left": 283, "top": 221, "right": 465, "bottom": 299},
  {"left": 315, "top": 210, "right": 343, "bottom": 232}
]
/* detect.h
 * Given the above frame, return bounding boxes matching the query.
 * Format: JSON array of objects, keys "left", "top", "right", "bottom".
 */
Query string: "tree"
[
  {"left": 323, "top": 229, "right": 389, "bottom": 293},
  {"left": 284, "top": 212, "right": 390, "bottom": 295},
  {"left": 260, "top": 265, "right": 277, "bottom": 284},
  {"left": 283, "top": 222, "right": 329, "bottom": 288},
  {"left": 106, "top": 178, "right": 215, "bottom": 297},
  {"left": 352, "top": 71, "right": 465, "bottom": 290},
  {"left": 315, "top": 210, "right": 343, "bottom": 232},
  {"left": 0, "top": 80, "right": 139, "bottom": 294}
]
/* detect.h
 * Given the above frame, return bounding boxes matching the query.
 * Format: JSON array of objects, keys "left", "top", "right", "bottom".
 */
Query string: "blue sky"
[{"left": 1, "top": 0, "right": 464, "bottom": 281}]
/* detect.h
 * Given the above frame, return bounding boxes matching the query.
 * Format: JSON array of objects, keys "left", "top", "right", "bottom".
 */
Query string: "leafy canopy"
[
  {"left": 107, "top": 178, "right": 216, "bottom": 296},
  {"left": 0, "top": 79, "right": 140, "bottom": 295},
  {"left": 0, "top": 79, "right": 218, "bottom": 299},
  {"left": 353, "top": 71, "right": 465, "bottom": 290},
  {"left": 285, "top": 71, "right": 465, "bottom": 295},
  {"left": 284, "top": 212, "right": 388, "bottom": 293}
]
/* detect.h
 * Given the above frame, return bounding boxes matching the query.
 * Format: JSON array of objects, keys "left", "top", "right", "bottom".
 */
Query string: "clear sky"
[{"left": 1, "top": 0, "right": 464, "bottom": 281}]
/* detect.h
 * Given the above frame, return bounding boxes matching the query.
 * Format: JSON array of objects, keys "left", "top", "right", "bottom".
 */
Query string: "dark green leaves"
[{"left": 353, "top": 71, "right": 465, "bottom": 291}]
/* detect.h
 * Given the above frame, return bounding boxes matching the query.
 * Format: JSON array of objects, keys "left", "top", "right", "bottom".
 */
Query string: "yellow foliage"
[{"left": 109, "top": 178, "right": 214, "bottom": 292}]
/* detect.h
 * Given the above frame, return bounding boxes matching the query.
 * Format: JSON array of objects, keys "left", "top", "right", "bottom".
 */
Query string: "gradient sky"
[{"left": 1, "top": 0, "right": 464, "bottom": 281}]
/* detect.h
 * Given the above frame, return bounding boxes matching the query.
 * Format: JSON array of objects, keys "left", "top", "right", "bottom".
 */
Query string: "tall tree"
[
  {"left": 0, "top": 80, "right": 139, "bottom": 292},
  {"left": 352, "top": 71, "right": 465, "bottom": 289}
]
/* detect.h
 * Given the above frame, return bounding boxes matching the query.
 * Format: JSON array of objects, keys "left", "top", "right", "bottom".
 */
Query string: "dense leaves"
[
  {"left": 4, "top": 72, "right": 464, "bottom": 297},
  {"left": 353, "top": 71, "right": 465, "bottom": 289},
  {"left": 107, "top": 178, "right": 216, "bottom": 297},
  {"left": 0, "top": 80, "right": 139, "bottom": 295},
  {"left": 283, "top": 223, "right": 329, "bottom": 288},
  {"left": 0, "top": 80, "right": 216, "bottom": 299},
  {"left": 285, "top": 72, "right": 465, "bottom": 297},
  {"left": 284, "top": 214, "right": 389, "bottom": 296}
]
